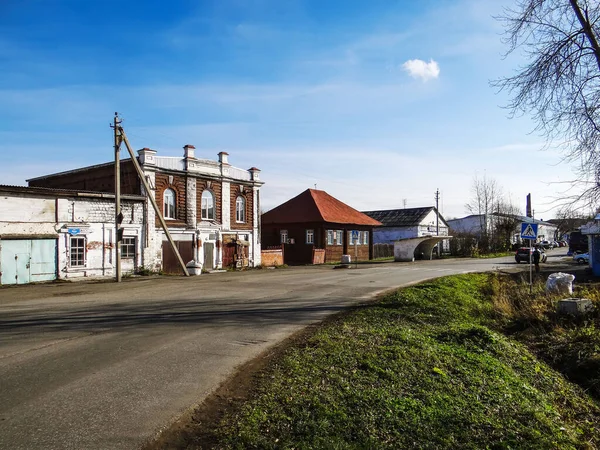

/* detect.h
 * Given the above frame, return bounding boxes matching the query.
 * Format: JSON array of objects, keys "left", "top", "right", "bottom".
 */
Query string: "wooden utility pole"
[
  {"left": 112, "top": 113, "right": 122, "bottom": 282},
  {"left": 117, "top": 122, "right": 190, "bottom": 277}
]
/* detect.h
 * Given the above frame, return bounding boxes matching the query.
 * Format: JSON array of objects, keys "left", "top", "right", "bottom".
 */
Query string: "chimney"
[
  {"left": 218, "top": 151, "right": 229, "bottom": 165},
  {"left": 137, "top": 147, "right": 157, "bottom": 166},
  {"left": 184, "top": 144, "right": 196, "bottom": 159},
  {"left": 248, "top": 167, "right": 261, "bottom": 181}
]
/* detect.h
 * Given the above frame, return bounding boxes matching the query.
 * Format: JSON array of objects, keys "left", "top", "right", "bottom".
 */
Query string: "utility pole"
[
  {"left": 116, "top": 120, "right": 190, "bottom": 277},
  {"left": 112, "top": 113, "right": 122, "bottom": 282},
  {"left": 435, "top": 188, "right": 440, "bottom": 257}
]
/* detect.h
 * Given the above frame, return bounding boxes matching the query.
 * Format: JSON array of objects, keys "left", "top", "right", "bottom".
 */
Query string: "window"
[
  {"left": 121, "top": 237, "right": 136, "bottom": 259},
  {"left": 201, "top": 190, "right": 215, "bottom": 220},
  {"left": 163, "top": 188, "right": 176, "bottom": 219},
  {"left": 306, "top": 229, "right": 314, "bottom": 244},
  {"left": 363, "top": 231, "right": 369, "bottom": 245},
  {"left": 70, "top": 236, "right": 86, "bottom": 267},
  {"left": 327, "top": 230, "right": 334, "bottom": 245},
  {"left": 280, "top": 230, "right": 288, "bottom": 244},
  {"left": 236, "top": 196, "right": 246, "bottom": 223},
  {"left": 336, "top": 230, "right": 343, "bottom": 246}
]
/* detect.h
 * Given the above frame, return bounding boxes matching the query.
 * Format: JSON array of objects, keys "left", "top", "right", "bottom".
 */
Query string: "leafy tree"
[{"left": 494, "top": 0, "right": 600, "bottom": 209}]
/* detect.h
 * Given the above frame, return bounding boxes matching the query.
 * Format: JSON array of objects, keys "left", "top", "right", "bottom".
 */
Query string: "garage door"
[
  {"left": 162, "top": 240, "right": 194, "bottom": 275},
  {"left": 0, "top": 239, "right": 57, "bottom": 285}
]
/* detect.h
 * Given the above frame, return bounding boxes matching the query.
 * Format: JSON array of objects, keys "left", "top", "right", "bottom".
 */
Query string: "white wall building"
[{"left": 0, "top": 185, "right": 145, "bottom": 285}]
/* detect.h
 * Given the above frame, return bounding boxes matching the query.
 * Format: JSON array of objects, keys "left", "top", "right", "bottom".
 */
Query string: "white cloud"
[{"left": 402, "top": 58, "right": 440, "bottom": 81}]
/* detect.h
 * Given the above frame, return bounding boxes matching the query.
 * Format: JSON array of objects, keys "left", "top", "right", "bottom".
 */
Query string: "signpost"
[{"left": 521, "top": 222, "right": 539, "bottom": 293}]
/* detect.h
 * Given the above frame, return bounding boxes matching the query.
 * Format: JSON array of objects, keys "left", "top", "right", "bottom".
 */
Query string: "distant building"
[
  {"left": 362, "top": 207, "right": 450, "bottom": 261},
  {"left": 261, "top": 189, "right": 381, "bottom": 264},
  {"left": 447, "top": 213, "right": 558, "bottom": 245}
]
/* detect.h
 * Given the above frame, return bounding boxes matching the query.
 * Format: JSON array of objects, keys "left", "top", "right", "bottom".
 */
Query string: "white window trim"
[
  {"left": 306, "top": 229, "right": 314, "bottom": 244},
  {"left": 121, "top": 236, "right": 136, "bottom": 259},
  {"left": 69, "top": 236, "right": 86, "bottom": 267},
  {"left": 280, "top": 230, "right": 288, "bottom": 244},
  {"left": 201, "top": 190, "right": 215, "bottom": 220},
  {"left": 327, "top": 230, "right": 334, "bottom": 245},
  {"left": 336, "top": 230, "right": 342, "bottom": 246},
  {"left": 236, "top": 196, "right": 246, "bottom": 223},
  {"left": 163, "top": 188, "right": 176, "bottom": 219}
]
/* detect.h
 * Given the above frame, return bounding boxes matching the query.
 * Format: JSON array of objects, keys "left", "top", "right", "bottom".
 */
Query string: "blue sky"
[{"left": 0, "top": 0, "right": 575, "bottom": 219}]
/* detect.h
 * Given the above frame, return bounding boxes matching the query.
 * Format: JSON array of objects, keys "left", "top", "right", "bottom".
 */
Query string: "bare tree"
[
  {"left": 493, "top": 0, "right": 600, "bottom": 209},
  {"left": 465, "top": 176, "right": 523, "bottom": 252},
  {"left": 465, "top": 175, "right": 503, "bottom": 245}
]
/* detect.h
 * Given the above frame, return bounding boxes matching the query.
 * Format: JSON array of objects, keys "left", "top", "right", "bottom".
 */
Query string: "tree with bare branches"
[
  {"left": 494, "top": 0, "right": 600, "bottom": 209},
  {"left": 465, "top": 175, "right": 522, "bottom": 252}
]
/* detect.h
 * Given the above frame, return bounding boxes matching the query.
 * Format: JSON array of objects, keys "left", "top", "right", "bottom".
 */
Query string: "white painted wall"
[{"left": 0, "top": 192, "right": 145, "bottom": 282}]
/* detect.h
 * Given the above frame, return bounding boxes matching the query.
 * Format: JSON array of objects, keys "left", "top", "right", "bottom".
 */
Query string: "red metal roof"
[{"left": 262, "top": 189, "right": 382, "bottom": 226}]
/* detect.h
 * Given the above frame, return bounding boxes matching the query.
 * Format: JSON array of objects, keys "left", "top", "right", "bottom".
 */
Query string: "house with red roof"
[{"left": 261, "top": 189, "right": 381, "bottom": 264}]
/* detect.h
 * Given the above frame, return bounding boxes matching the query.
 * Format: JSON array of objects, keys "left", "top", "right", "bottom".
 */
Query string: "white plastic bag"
[{"left": 546, "top": 272, "right": 575, "bottom": 295}]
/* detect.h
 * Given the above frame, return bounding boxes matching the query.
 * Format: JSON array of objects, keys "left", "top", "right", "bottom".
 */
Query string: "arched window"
[
  {"left": 163, "top": 188, "right": 176, "bottom": 219},
  {"left": 236, "top": 196, "right": 246, "bottom": 223},
  {"left": 201, "top": 190, "right": 215, "bottom": 220}
]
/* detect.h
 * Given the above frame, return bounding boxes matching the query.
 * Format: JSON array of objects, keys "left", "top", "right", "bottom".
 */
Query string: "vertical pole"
[
  {"left": 114, "top": 112, "right": 122, "bottom": 282},
  {"left": 529, "top": 238, "right": 533, "bottom": 294},
  {"left": 435, "top": 188, "right": 440, "bottom": 257}
]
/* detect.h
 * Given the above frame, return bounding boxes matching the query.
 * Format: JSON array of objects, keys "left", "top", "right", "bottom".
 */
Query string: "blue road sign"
[
  {"left": 351, "top": 230, "right": 359, "bottom": 240},
  {"left": 520, "top": 222, "right": 538, "bottom": 240}
]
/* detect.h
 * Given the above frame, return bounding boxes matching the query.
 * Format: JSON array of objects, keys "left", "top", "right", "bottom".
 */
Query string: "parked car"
[
  {"left": 515, "top": 247, "right": 547, "bottom": 263},
  {"left": 574, "top": 253, "right": 590, "bottom": 264},
  {"left": 539, "top": 240, "right": 553, "bottom": 249}
]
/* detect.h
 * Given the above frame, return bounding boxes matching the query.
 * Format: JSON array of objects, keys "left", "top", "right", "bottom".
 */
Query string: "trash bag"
[{"left": 546, "top": 272, "right": 575, "bottom": 295}]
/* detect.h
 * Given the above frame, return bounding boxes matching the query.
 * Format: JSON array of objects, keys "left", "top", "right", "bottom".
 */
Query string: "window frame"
[
  {"left": 235, "top": 196, "right": 246, "bottom": 223},
  {"left": 70, "top": 236, "right": 86, "bottom": 267},
  {"left": 163, "top": 188, "right": 176, "bottom": 219},
  {"left": 327, "top": 230, "right": 334, "bottom": 245},
  {"left": 280, "top": 229, "right": 288, "bottom": 244},
  {"left": 201, "top": 190, "right": 215, "bottom": 220},
  {"left": 363, "top": 231, "right": 369, "bottom": 245},
  {"left": 306, "top": 229, "right": 314, "bottom": 244},
  {"left": 121, "top": 236, "right": 136, "bottom": 259}
]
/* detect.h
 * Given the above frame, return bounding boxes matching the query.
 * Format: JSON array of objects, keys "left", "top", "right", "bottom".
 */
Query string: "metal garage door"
[{"left": 0, "top": 239, "right": 57, "bottom": 285}]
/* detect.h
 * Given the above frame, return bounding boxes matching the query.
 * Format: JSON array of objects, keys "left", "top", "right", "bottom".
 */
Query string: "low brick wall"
[
  {"left": 312, "top": 248, "right": 325, "bottom": 264},
  {"left": 261, "top": 248, "right": 284, "bottom": 267}
]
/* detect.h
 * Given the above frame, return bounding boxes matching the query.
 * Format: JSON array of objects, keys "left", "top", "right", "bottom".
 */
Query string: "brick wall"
[
  {"left": 155, "top": 173, "right": 187, "bottom": 222},
  {"left": 196, "top": 179, "right": 222, "bottom": 223},
  {"left": 261, "top": 249, "right": 283, "bottom": 266},
  {"left": 230, "top": 184, "right": 253, "bottom": 230},
  {"left": 29, "top": 161, "right": 141, "bottom": 195}
]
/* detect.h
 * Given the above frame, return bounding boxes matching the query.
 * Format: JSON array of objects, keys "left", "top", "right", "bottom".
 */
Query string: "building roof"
[
  {"left": 362, "top": 207, "right": 447, "bottom": 228},
  {"left": 447, "top": 213, "right": 556, "bottom": 227},
  {"left": 262, "top": 189, "right": 381, "bottom": 226},
  {"left": 0, "top": 184, "right": 145, "bottom": 201}
]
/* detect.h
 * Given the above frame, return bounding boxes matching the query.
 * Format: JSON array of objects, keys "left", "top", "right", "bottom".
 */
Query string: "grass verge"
[{"left": 198, "top": 273, "right": 600, "bottom": 449}]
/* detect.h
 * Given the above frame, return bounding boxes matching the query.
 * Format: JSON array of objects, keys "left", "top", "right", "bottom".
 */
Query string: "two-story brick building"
[{"left": 28, "top": 145, "right": 264, "bottom": 273}]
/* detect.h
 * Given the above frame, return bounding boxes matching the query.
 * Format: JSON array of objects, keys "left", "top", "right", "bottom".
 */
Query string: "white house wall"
[{"left": 0, "top": 192, "right": 146, "bottom": 283}]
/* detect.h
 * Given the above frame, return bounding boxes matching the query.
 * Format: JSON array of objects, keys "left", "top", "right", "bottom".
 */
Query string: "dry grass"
[{"left": 487, "top": 272, "right": 600, "bottom": 399}]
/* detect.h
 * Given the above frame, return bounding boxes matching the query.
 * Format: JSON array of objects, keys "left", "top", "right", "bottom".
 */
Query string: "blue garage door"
[{"left": 1, "top": 239, "right": 57, "bottom": 285}]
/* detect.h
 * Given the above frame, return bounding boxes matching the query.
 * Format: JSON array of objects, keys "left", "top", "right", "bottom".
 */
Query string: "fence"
[
  {"left": 373, "top": 243, "right": 394, "bottom": 259},
  {"left": 261, "top": 245, "right": 284, "bottom": 267}
]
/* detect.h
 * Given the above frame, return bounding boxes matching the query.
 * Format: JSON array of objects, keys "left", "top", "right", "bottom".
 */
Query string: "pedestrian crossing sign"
[{"left": 520, "top": 222, "right": 538, "bottom": 240}]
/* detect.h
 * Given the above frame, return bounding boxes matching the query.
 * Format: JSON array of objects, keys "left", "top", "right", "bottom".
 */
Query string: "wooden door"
[{"left": 162, "top": 240, "right": 194, "bottom": 275}]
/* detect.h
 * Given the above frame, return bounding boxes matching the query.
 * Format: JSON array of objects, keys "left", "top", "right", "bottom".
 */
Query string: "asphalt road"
[{"left": 0, "top": 250, "right": 568, "bottom": 449}]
